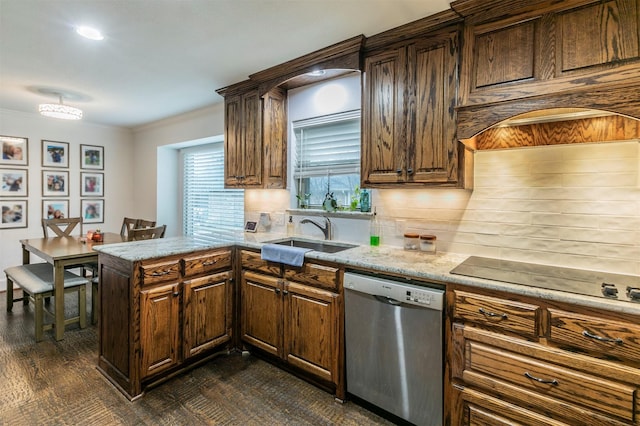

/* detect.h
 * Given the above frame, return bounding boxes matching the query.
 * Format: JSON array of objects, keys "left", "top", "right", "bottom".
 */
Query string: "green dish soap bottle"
[{"left": 370, "top": 208, "right": 380, "bottom": 246}]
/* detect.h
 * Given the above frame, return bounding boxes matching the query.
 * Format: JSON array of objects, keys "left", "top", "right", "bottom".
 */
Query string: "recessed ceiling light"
[{"left": 76, "top": 25, "right": 104, "bottom": 41}]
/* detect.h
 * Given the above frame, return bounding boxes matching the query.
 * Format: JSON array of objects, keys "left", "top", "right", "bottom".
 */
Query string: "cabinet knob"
[
  {"left": 407, "top": 168, "right": 414, "bottom": 175},
  {"left": 396, "top": 169, "right": 402, "bottom": 175},
  {"left": 283, "top": 290, "right": 289, "bottom": 295},
  {"left": 172, "top": 292, "right": 180, "bottom": 297},
  {"left": 274, "top": 288, "right": 281, "bottom": 294}
]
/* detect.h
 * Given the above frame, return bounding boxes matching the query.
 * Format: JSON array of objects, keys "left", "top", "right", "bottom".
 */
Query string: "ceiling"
[{"left": 0, "top": 0, "right": 451, "bottom": 129}]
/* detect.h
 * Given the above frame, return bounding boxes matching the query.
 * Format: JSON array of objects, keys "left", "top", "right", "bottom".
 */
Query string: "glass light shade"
[{"left": 39, "top": 103, "right": 83, "bottom": 120}]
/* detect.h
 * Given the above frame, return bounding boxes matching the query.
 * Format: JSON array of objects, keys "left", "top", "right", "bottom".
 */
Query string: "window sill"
[{"left": 286, "top": 208, "right": 373, "bottom": 220}]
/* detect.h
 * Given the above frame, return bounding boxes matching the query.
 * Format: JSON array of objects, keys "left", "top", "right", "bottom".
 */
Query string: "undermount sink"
[{"left": 266, "top": 238, "right": 357, "bottom": 254}]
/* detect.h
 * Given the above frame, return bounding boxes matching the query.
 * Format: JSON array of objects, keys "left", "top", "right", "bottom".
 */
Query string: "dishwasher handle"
[{"left": 374, "top": 295, "right": 403, "bottom": 305}]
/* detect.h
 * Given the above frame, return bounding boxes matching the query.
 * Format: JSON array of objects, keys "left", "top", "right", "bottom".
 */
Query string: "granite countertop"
[{"left": 95, "top": 234, "right": 640, "bottom": 316}]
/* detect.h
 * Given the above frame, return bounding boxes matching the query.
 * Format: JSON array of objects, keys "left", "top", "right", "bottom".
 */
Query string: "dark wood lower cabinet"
[
  {"left": 239, "top": 252, "right": 345, "bottom": 401},
  {"left": 97, "top": 248, "right": 233, "bottom": 400}
]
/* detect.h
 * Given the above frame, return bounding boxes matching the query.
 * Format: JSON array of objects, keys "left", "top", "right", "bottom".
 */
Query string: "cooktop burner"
[{"left": 450, "top": 256, "right": 640, "bottom": 303}]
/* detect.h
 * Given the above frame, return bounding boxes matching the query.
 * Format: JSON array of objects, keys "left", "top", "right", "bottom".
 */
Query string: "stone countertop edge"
[{"left": 94, "top": 235, "right": 640, "bottom": 316}]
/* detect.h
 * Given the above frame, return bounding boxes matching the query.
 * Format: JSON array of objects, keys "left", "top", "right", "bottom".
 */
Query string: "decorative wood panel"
[
  {"left": 240, "top": 271, "right": 282, "bottom": 357},
  {"left": 240, "top": 90, "right": 262, "bottom": 186},
  {"left": 559, "top": 0, "right": 640, "bottom": 73},
  {"left": 474, "top": 21, "right": 536, "bottom": 88},
  {"left": 410, "top": 33, "right": 459, "bottom": 183},
  {"left": 183, "top": 271, "right": 232, "bottom": 359},
  {"left": 284, "top": 281, "right": 338, "bottom": 383},
  {"left": 362, "top": 48, "right": 406, "bottom": 184},
  {"left": 140, "top": 282, "right": 180, "bottom": 378},
  {"left": 262, "top": 87, "right": 287, "bottom": 189}
]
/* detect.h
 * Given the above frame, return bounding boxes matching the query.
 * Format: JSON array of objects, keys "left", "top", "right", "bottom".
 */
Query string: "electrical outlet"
[{"left": 274, "top": 212, "right": 285, "bottom": 226}]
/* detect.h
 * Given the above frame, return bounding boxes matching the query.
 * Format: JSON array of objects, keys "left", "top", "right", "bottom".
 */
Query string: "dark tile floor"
[{"left": 0, "top": 287, "right": 392, "bottom": 425}]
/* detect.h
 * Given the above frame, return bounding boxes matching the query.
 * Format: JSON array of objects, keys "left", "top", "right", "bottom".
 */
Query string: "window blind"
[
  {"left": 182, "top": 143, "right": 244, "bottom": 244},
  {"left": 293, "top": 110, "right": 361, "bottom": 178}
]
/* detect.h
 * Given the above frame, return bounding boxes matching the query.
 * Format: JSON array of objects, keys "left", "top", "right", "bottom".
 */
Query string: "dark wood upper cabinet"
[
  {"left": 362, "top": 28, "right": 464, "bottom": 187},
  {"left": 222, "top": 88, "right": 263, "bottom": 187},
  {"left": 454, "top": 0, "right": 640, "bottom": 139},
  {"left": 262, "top": 88, "right": 287, "bottom": 189}
]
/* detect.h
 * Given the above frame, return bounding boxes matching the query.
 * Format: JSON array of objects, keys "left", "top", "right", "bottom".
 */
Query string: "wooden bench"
[{"left": 5, "top": 263, "right": 89, "bottom": 342}]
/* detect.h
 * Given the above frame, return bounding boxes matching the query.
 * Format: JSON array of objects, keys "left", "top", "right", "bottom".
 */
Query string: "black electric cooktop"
[{"left": 450, "top": 256, "right": 640, "bottom": 303}]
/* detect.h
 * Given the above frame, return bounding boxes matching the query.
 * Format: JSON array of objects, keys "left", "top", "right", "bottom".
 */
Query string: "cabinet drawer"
[
  {"left": 241, "top": 250, "right": 281, "bottom": 276},
  {"left": 462, "top": 387, "right": 570, "bottom": 426},
  {"left": 549, "top": 308, "right": 640, "bottom": 365},
  {"left": 182, "top": 249, "right": 232, "bottom": 278},
  {"left": 453, "top": 290, "right": 540, "bottom": 338},
  {"left": 465, "top": 341, "right": 636, "bottom": 423},
  {"left": 139, "top": 260, "right": 181, "bottom": 286},
  {"left": 284, "top": 263, "right": 340, "bottom": 291}
]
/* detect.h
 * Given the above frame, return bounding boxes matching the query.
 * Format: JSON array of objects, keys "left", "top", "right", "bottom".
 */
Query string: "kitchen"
[{"left": 1, "top": 0, "right": 640, "bottom": 425}]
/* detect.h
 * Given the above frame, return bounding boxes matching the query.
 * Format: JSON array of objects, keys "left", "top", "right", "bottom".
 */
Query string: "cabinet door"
[
  {"left": 183, "top": 271, "right": 233, "bottom": 359},
  {"left": 408, "top": 32, "right": 459, "bottom": 184},
  {"left": 262, "top": 87, "right": 287, "bottom": 189},
  {"left": 362, "top": 47, "right": 407, "bottom": 185},
  {"left": 241, "top": 271, "right": 282, "bottom": 357},
  {"left": 140, "top": 282, "right": 180, "bottom": 378},
  {"left": 224, "top": 90, "right": 262, "bottom": 187},
  {"left": 283, "top": 281, "right": 339, "bottom": 383}
]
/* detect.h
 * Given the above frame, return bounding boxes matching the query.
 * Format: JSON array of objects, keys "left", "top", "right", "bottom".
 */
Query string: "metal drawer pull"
[
  {"left": 582, "top": 330, "right": 623, "bottom": 344},
  {"left": 479, "top": 308, "right": 508, "bottom": 319},
  {"left": 151, "top": 271, "right": 170, "bottom": 276},
  {"left": 202, "top": 260, "right": 218, "bottom": 266},
  {"left": 524, "top": 372, "right": 558, "bottom": 386}
]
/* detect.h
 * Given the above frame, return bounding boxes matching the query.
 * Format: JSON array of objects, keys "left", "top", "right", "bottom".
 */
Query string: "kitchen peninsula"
[{"left": 95, "top": 236, "right": 640, "bottom": 425}]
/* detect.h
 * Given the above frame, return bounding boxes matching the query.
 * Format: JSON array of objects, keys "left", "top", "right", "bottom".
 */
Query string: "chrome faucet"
[{"left": 301, "top": 217, "right": 332, "bottom": 240}]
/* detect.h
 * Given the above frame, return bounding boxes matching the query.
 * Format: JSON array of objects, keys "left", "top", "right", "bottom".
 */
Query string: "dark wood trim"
[
  {"left": 363, "top": 10, "right": 461, "bottom": 52},
  {"left": 457, "top": 82, "right": 640, "bottom": 140},
  {"left": 450, "top": 0, "right": 597, "bottom": 23}
]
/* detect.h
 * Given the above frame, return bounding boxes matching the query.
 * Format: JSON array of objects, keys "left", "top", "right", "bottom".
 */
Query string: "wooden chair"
[
  {"left": 42, "top": 216, "right": 94, "bottom": 322},
  {"left": 128, "top": 225, "right": 166, "bottom": 241},
  {"left": 135, "top": 219, "right": 156, "bottom": 229},
  {"left": 120, "top": 217, "right": 138, "bottom": 237},
  {"left": 41, "top": 217, "right": 82, "bottom": 238}
]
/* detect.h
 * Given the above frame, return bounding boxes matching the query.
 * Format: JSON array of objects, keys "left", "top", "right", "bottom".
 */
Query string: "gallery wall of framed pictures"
[{"left": 1, "top": 135, "right": 105, "bottom": 229}]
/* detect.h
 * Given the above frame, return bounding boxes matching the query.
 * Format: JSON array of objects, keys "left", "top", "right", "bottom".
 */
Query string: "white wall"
[
  {"left": 131, "top": 103, "right": 225, "bottom": 236},
  {"left": 0, "top": 109, "right": 134, "bottom": 290}
]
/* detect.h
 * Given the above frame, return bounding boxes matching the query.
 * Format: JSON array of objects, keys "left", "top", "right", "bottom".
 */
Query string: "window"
[
  {"left": 293, "top": 110, "right": 361, "bottom": 209},
  {"left": 182, "top": 143, "right": 244, "bottom": 243}
]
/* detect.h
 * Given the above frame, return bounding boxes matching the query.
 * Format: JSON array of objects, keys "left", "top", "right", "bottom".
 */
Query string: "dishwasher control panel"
[{"left": 344, "top": 272, "right": 444, "bottom": 310}]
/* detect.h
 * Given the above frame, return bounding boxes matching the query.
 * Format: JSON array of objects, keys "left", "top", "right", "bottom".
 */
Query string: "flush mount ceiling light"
[
  {"left": 39, "top": 95, "right": 83, "bottom": 120},
  {"left": 306, "top": 70, "right": 326, "bottom": 77},
  {"left": 76, "top": 25, "right": 104, "bottom": 40}
]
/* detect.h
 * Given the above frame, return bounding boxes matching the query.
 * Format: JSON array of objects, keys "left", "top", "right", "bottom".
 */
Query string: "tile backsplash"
[{"left": 246, "top": 141, "right": 640, "bottom": 276}]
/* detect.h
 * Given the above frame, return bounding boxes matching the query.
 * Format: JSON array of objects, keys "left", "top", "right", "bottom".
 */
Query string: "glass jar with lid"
[
  {"left": 419, "top": 234, "right": 436, "bottom": 253},
  {"left": 403, "top": 232, "right": 419, "bottom": 250}
]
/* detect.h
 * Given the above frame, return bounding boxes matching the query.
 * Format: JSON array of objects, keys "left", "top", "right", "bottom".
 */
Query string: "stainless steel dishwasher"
[{"left": 344, "top": 272, "right": 444, "bottom": 426}]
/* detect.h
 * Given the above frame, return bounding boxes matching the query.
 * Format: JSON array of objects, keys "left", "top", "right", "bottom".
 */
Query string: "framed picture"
[
  {"left": 81, "top": 199, "right": 104, "bottom": 224},
  {"left": 42, "top": 170, "right": 69, "bottom": 197},
  {"left": 1, "top": 135, "right": 28, "bottom": 166},
  {"left": 0, "top": 199, "right": 27, "bottom": 229},
  {"left": 80, "top": 144, "right": 104, "bottom": 170},
  {"left": 42, "top": 140, "right": 69, "bottom": 168},
  {"left": 80, "top": 172, "right": 104, "bottom": 197},
  {"left": 0, "top": 168, "right": 28, "bottom": 197},
  {"left": 43, "top": 199, "right": 69, "bottom": 219}
]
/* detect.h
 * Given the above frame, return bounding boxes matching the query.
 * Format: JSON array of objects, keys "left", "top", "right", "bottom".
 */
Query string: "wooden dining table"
[{"left": 20, "top": 232, "right": 127, "bottom": 341}]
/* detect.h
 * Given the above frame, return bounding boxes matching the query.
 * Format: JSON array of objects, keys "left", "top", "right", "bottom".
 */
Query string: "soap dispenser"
[
  {"left": 370, "top": 208, "right": 380, "bottom": 246},
  {"left": 286, "top": 215, "right": 294, "bottom": 236}
]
